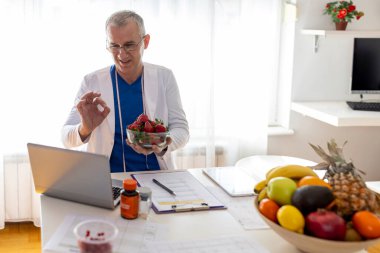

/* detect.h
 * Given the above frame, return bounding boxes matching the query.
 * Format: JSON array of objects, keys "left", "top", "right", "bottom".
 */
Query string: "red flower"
[
  {"left": 348, "top": 5, "right": 356, "bottom": 12},
  {"left": 326, "top": 4, "right": 330, "bottom": 9},
  {"left": 338, "top": 8, "right": 347, "bottom": 17}
]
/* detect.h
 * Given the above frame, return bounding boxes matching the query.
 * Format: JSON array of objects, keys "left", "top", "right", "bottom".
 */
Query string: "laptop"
[
  {"left": 27, "top": 143, "right": 122, "bottom": 209},
  {"left": 202, "top": 167, "right": 261, "bottom": 197}
]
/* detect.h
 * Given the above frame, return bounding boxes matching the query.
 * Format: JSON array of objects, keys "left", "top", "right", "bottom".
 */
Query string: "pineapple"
[{"left": 309, "top": 139, "right": 380, "bottom": 218}]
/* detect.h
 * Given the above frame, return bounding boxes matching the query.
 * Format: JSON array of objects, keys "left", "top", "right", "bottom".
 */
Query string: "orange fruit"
[
  {"left": 259, "top": 198, "right": 280, "bottom": 223},
  {"left": 352, "top": 210, "right": 380, "bottom": 239},
  {"left": 297, "top": 176, "right": 332, "bottom": 189}
]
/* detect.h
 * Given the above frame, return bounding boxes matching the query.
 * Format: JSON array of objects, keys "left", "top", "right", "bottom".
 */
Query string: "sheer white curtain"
[{"left": 0, "top": 0, "right": 282, "bottom": 228}]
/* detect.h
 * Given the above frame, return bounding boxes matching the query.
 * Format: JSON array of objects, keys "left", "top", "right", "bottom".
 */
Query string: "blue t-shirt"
[{"left": 109, "top": 65, "right": 160, "bottom": 173}]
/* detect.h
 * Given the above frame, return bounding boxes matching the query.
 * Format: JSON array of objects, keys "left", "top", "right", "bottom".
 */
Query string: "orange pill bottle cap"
[{"left": 123, "top": 179, "right": 137, "bottom": 191}]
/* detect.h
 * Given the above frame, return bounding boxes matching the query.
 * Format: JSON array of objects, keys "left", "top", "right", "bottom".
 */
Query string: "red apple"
[{"left": 306, "top": 209, "right": 346, "bottom": 241}]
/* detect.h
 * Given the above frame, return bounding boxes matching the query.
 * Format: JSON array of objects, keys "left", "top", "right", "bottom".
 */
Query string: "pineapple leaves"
[
  {"left": 310, "top": 139, "right": 366, "bottom": 176},
  {"left": 327, "top": 139, "right": 347, "bottom": 163},
  {"left": 310, "top": 139, "right": 349, "bottom": 164},
  {"left": 309, "top": 143, "right": 335, "bottom": 164}
]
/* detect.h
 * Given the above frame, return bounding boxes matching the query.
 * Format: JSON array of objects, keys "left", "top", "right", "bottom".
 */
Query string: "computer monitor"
[{"left": 351, "top": 38, "right": 380, "bottom": 94}]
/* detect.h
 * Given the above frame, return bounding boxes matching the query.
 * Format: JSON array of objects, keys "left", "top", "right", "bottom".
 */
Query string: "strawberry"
[
  {"left": 143, "top": 121, "right": 154, "bottom": 133},
  {"left": 150, "top": 120, "right": 157, "bottom": 127},
  {"left": 127, "top": 123, "right": 139, "bottom": 131},
  {"left": 136, "top": 114, "right": 149, "bottom": 124},
  {"left": 155, "top": 124, "right": 167, "bottom": 133}
]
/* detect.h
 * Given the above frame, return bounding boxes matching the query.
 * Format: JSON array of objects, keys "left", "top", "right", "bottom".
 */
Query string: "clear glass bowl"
[
  {"left": 254, "top": 197, "right": 380, "bottom": 253},
  {"left": 127, "top": 129, "right": 169, "bottom": 148},
  {"left": 73, "top": 219, "right": 118, "bottom": 253}
]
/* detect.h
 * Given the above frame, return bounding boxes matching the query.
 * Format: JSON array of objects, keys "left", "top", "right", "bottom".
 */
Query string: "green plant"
[{"left": 324, "top": 1, "right": 364, "bottom": 23}]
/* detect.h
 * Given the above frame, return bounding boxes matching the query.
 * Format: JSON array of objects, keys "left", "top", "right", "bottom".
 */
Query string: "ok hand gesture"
[{"left": 76, "top": 91, "right": 110, "bottom": 140}]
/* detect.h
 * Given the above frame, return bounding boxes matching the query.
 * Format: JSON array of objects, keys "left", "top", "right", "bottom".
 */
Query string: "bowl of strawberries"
[{"left": 127, "top": 114, "right": 169, "bottom": 148}]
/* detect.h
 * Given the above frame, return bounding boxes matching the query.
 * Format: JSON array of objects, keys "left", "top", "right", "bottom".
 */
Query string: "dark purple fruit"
[{"left": 291, "top": 185, "right": 334, "bottom": 215}]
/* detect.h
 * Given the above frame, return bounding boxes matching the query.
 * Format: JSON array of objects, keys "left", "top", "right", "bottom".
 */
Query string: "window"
[{"left": 0, "top": 0, "right": 286, "bottom": 167}]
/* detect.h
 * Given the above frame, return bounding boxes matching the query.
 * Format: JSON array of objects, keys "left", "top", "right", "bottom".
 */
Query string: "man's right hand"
[{"left": 76, "top": 91, "right": 111, "bottom": 141}]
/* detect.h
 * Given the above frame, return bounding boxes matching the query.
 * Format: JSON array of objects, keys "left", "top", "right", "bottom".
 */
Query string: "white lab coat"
[{"left": 62, "top": 62, "right": 189, "bottom": 170}]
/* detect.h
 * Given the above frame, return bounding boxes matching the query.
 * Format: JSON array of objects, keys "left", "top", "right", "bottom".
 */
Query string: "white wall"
[
  {"left": 293, "top": 0, "right": 380, "bottom": 102},
  {"left": 269, "top": 112, "right": 380, "bottom": 181},
  {"left": 268, "top": 0, "right": 380, "bottom": 181}
]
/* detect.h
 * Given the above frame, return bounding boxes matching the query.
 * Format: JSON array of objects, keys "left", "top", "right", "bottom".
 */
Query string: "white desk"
[
  {"left": 40, "top": 169, "right": 299, "bottom": 252},
  {"left": 291, "top": 101, "right": 380, "bottom": 127},
  {"left": 40, "top": 169, "right": 375, "bottom": 253}
]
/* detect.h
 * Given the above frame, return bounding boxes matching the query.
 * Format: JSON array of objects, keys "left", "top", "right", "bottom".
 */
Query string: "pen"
[{"left": 152, "top": 178, "right": 176, "bottom": 196}]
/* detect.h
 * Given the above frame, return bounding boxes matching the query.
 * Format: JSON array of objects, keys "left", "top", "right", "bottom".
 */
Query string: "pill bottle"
[
  {"left": 120, "top": 179, "right": 139, "bottom": 220},
  {"left": 137, "top": 187, "right": 152, "bottom": 219}
]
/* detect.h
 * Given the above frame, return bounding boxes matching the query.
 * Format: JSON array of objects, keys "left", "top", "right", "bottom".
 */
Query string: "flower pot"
[{"left": 335, "top": 21, "right": 348, "bottom": 31}]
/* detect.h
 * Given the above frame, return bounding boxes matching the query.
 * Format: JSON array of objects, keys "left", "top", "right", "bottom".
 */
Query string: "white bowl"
[{"left": 254, "top": 197, "right": 380, "bottom": 253}]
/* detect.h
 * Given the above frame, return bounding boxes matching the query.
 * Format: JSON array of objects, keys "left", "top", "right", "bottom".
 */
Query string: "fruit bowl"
[
  {"left": 254, "top": 197, "right": 380, "bottom": 253},
  {"left": 127, "top": 129, "right": 169, "bottom": 148}
]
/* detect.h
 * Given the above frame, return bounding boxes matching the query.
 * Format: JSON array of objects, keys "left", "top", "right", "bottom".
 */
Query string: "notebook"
[
  {"left": 202, "top": 167, "right": 260, "bottom": 197},
  {"left": 27, "top": 143, "right": 122, "bottom": 209}
]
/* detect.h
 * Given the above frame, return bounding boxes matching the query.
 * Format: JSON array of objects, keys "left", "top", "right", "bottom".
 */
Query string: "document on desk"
[
  {"left": 132, "top": 171, "right": 226, "bottom": 213},
  {"left": 206, "top": 186, "right": 269, "bottom": 230},
  {"left": 44, "top": 214, "right": 168, "bottom": 253}
]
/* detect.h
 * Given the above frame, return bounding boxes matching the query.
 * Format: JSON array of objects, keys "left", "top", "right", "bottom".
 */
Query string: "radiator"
[
  {"left": 1, "top": 154, "right": 40, "bottom": 228},
  {"left": 173, "top": 146, "right": 226, "bottom": 169}
]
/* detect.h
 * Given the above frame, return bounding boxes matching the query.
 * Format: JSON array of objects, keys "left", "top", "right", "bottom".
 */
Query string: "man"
[{"left": 62, "top": 10, "right": 189, "bottom": 172}]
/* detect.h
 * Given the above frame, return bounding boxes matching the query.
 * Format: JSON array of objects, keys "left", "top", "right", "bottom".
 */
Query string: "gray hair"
[{"left": 105, "top": 10, "right": 146, "bottom": 37}]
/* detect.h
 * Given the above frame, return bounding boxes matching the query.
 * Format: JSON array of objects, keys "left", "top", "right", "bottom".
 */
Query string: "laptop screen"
[{"left": 27, "top": 143, "right": 117, "bottom": 209}]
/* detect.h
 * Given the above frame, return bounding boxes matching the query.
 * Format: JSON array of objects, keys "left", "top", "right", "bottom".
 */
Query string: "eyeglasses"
[{"left": 107, "top": 36, "right": 145, "bottom": 53}]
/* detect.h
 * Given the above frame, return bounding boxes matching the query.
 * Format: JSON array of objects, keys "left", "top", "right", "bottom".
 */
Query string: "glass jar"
[{"left": 137, "top": 187, "right": 152, "bottom": 219}]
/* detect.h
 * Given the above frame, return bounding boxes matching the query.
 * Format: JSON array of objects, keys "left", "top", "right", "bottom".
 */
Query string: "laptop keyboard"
[
  {"left": 113, "top": 186, "right": 122, "bottom": 200},
  {"left": 346, "top": 101, "right": 380, "bottom": 111},
  {"left": 113, "top": 186, "right": 122, "bottom": 206}
]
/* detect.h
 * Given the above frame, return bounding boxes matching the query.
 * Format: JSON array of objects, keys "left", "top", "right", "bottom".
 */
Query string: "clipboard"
[{"left": 131, "top": 171, "right": 226, "bottom": 213}]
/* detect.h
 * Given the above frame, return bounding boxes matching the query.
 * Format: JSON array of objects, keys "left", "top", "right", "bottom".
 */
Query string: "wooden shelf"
[
  {"left": 301, "top": 29, "right": 380, "bottom": 53},
  {"left": 291, "top": 101, "right": 380, "bottom": 127}
]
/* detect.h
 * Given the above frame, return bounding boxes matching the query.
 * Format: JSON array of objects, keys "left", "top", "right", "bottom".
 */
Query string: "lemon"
[{"left": 277, "top": 205, "right": 305, "bottom": 234}]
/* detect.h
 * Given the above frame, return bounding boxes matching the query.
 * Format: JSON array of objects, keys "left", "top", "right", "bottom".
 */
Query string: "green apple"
[{"left": 267, "top": 177, "right": 297, "bottom": 206}]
